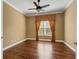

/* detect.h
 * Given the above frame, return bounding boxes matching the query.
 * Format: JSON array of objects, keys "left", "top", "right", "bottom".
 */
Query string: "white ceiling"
[{"left": 4, "top": 0, "right": 72, "bottom": 16}]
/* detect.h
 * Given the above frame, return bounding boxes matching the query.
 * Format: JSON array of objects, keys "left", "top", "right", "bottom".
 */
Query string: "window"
[{"left": 38, "top": 21, "right": 52, "bottom": 36}]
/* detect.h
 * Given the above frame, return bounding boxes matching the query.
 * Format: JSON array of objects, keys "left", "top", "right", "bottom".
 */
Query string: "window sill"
[{"left": 39, "top": 35, "right": 52, "bottom": 36}]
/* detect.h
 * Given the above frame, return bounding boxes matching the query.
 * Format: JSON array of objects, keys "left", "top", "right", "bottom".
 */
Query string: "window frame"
[{"left": 38, "top": 20, "right": 52, "bottom": 36}]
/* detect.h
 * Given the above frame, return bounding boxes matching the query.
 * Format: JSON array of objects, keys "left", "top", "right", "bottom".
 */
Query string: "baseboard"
[
  {"left": 3, "top": 38, "right": 76, "bottom": 53},
  {"left": 3, "top": 38, "right": 27, "bottom": 51},
  {"left": 64, "top": 42, "right": 76, "bottom": 53},
  {"left": 56, "top": 40, "right": 64, "bottom": 42},
  {"left": 26, "top": 38, "right": 76, "bottom": 52},
  {"left": 26, "top": 38, "right": 64, "bottom": 42},
  {"left": 26, "top": 38, "right": 35, "bottom": 40}
]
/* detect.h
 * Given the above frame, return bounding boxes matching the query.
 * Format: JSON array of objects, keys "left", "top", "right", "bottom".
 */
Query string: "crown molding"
[
  {"left": 3, "top": 0, "right": 25, "bottom": 15},
  {"left": 3, "top": 0, "right": 74, "bottom": 16},
  {"left": 26, "top": 11, "right": 64, "bottom": 16},
  {"left": 64, "top": 0, "right": 74, "bottom": 10}
]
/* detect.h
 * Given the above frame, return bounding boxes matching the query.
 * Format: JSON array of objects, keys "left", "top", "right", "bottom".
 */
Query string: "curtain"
[
  {"left": 35, "top": 16, "right": 41, "bottom": 41},
  {"left": 48, "top": 15, "right": 55, "bottom": 42},
  {"left": 35, "top": 15, "right": 56, "bottom": 42},
  {"left": 44, "top": 15, "right": 56, "bottom": 42}
]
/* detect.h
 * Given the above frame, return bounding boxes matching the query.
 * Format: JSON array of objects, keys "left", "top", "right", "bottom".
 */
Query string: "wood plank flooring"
[{"left": 3, "top": 40, "right": 75, "bottom": 59}]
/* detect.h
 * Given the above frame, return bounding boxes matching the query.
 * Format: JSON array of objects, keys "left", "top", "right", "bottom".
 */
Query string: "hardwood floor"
[{"left": 3, "top": 40, "right": 75, "bottom": 59}]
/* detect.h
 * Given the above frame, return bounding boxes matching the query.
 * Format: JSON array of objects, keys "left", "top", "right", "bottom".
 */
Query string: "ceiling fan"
[{"left": 28, "top": 0, "right": 50, "bottom": 12}]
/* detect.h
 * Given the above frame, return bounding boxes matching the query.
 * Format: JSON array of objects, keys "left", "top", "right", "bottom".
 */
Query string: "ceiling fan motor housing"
[{"left": 36, "top": 6, "right": 42, "bottom": 9}]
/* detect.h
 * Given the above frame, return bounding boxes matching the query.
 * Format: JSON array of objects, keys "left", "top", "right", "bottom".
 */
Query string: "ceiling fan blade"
[
  {"left": 41, "top": 4, "right": 50, "bottom": 8},
  {"left": 33, "top": 2, "right": 38, "bottom": 7},
  {"left": 28, "top": 8, "right": 36, "bottom": 10}
]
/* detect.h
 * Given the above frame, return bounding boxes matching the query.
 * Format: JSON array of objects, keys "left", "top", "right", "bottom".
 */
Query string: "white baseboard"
[
  {"left": 3, "top": 38, "right": 27, "bottom": 51},
  {"left": 26, "top": 38, "right": 76, "bottom": 52},
  {"left": 56, "top": 40, "right": 64, "bottom": 42},
  {"left": 3, "top": 37, "right": 76, "bottom": 53},
  {"left": 26, "top": 38, "right": 64, "bottom": 42},
  {"left": 64, "top": 42, "right": 76, "bottom": 53},
  {"left": 26, "top": 38, "right": 35, "bottom": 40}
]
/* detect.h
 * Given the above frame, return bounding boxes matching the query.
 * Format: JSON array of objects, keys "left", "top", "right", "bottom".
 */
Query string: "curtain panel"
[{"left": 35, "top": 14, "right": 56, "bottom": 42}]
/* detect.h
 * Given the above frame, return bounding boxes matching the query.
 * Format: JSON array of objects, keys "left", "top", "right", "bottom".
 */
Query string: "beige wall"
[
  {"left": 56, "top": 13, "right": 64, "bottom": 40},
  {"left": 26, "top": 14, "right": 64, "bottom": 41},
  {"left": 3, "top": 2, "right": 28, "bottom": 48},
  {"left": 64, "top": 0, "right": 77, "bottom": 49},
  {"left": 26, "top": 17, "right": 36, "bottom": 38}
]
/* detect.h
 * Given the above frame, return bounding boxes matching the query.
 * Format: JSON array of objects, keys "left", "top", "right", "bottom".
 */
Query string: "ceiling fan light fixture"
[{"left": 37, "top": 9, "right": 41, "bottom": 12}]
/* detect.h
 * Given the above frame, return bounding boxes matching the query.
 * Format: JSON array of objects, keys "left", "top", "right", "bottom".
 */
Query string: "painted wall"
[
  {"left": 56, "top": 13, "right": 64, "bottom": 40},
  {"left": 26, "top": 13, "right": 64, "bottom": 41},
  {"left": 3, "top": 2, "right": 27, "bottom": 48},
  {"left": 26, "top": 17, "right": 36, "bottom": 39},
  {"left": 64, "top": 0, "right": 77, "bottom": 49}
]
